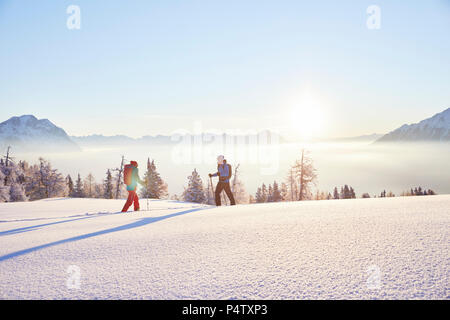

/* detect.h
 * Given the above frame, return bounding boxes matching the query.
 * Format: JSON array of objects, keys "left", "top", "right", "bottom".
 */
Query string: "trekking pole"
[{"left": 209, "top": 176, "right": 214, "bottom": 202}]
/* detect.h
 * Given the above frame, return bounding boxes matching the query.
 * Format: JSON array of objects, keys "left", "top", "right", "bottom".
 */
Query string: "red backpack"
[{"left": 123, "top": 164, "right": 134, "bottom": 186}]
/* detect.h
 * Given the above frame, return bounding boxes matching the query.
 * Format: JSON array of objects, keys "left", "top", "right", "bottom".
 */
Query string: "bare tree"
[
  {"left": 286, "top": 168, "right": 297, "bottom": 201},
  {"left": 113, "top": 155, "right": 125, "bottom": 199},
  {"left": 291, "top": 149, "right": 317, "bottom": 201},
  {"left": 4, "top": 146, "right": 12, "bottom": 167},
  {"left": 231, "top": 164, "right": 249, "bottom": 204},
  {"left": 84, "top": 173, "right": 95, "bottom": 198},
  {"left": 2, "top": 146, "right": 15, "bottom": 186}
]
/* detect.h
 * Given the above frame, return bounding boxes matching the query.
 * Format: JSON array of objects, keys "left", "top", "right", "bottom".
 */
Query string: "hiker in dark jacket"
[{"left": 209, "top": 155, "right": 236, "bottom": 206}]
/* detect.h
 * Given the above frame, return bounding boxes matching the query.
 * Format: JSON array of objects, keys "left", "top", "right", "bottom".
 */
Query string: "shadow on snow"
[
  {"left": 0, "top": 207, "right": 208, "bottom": 262},
  {"left": 0, "top": 212, "right": 123, "bottom": 236}
]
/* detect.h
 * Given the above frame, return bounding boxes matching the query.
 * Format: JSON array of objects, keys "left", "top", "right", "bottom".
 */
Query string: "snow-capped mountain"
[
  {"left": 377, "top": 108, "right": 450, "bottom": 142},
  {"left": 0, "top": 115, "right": 80, "bottom": 152}
]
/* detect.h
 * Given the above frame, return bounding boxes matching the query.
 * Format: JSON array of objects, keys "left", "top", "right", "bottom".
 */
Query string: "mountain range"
[
  {"left": 0, "top": 109, "right": 448, "bottom": 152},
  {"left": 376, "top": 107, "right": 450, "bottom": 142},
  {"left": 72, "top": 130, "right": 286, "bottom": 146},
  {"left": 0, "top": 115, "right": 286, "bottom": 152}
]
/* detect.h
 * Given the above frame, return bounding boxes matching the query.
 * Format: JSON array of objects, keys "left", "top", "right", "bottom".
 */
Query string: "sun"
[{"left": 290, "top": 94, "right": 325, "bottom": 139}]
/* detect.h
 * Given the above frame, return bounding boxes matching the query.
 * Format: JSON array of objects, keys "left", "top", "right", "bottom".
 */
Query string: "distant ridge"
[
  {"left": 72, "top": 130, "right": 286, "bottom": 146},
  {"left": 312, "top": 133, "right": 383, "bottom": 143},
  {"left": 376, "top": 108, "right": 450, "bottom": 142}
]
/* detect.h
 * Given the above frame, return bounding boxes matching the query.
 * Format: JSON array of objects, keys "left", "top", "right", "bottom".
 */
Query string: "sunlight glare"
[{"left": 290, "top": 93, "right": 325, "bottom": 139}]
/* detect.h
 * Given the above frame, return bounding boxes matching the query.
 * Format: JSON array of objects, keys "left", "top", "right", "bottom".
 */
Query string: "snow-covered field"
[{"left": 0, "top": 196, "right": 449, "bottom": 300}]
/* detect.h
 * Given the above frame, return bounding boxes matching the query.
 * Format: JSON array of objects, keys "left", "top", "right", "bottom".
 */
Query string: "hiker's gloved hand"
[{"left": 208, "top": 173, "right": 212, "bottom": 178}]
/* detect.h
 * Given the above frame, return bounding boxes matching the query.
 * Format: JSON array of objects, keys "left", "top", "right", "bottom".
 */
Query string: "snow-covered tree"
[
  {"left": 267, "top": 184, "right": 274, "bottom": 202},
  {"left": 339, "top": 185, "right": 356, "bottom": 199},
  {"left": 255, "top": 183, "right": 269, "bottom": 203},
  {"left": 333, "top": 187, "right": 340, "bottom": 199},
  {"left": 231, "top": 164, "right": 248, "bottom": 204},
  {"left": 280, "top": 182, "right": 288, "bottom": 201},
  {"left": 140, "top": 158, "right": 168, "bottom": 199},
  {"left": 255, "top": 187, "right": 264, "bottom": 203},
  {"left": 314, "top": 190, "right": 328, "bottom": 200},
  {"left": 103, "top": 169, "right": 114, "bottom": 199},
  {"left": 26, "top": 158, "right": 66, "bottom": 200},
  {"left": 9, "top": 183, "right": 27, "bottom": 202},
  {"left": 261, "top": 183, "right": 268, "bottom": 202},
  {"left": 271, "top": 181, "right": 282, "bottom": 202},
  {"left": 183, "top": 169, "right": 206, "bottom": 203},
  {"left": 0, "top": 170, "right": 10, "bottom": 202},
  {"left": 256, "top": 181, "right": 281, "bottom": 203},
  {"left": 66, "top": 175, "right": 74, "bottom": 197},
  {"left": 72, "top": 174, "right": 85, "bottom": 198}
]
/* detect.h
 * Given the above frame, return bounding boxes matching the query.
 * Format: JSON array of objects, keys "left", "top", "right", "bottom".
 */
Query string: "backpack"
[
  {"left": 217, "top": 163, "right": 232, "bottom": 180},
  {"left": 123, "top": 164, "right": 134, "bottom": 186}
]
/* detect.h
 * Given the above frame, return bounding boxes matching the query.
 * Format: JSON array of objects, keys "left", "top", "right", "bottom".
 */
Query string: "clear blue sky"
[{"left": 0, "top": 0, "right": 449, "bottom": 138}]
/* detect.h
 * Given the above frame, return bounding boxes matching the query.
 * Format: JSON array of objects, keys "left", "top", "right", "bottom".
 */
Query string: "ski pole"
[{"left": 209, "top": 176, "right": 214, "bottom": 200}]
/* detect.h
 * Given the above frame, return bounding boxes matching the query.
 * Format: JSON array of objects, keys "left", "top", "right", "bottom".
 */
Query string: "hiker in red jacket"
[{"left": 121, "top": 161, "right": 145, "bottom": 212}]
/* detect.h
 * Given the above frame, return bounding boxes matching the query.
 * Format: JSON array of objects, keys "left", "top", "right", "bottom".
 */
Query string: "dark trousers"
[
  {"left": 122, "top": 190, "right": 140, "bottom": 212},
  {"left": 215, "top": 182, "right": 236, "bottom": 206}
]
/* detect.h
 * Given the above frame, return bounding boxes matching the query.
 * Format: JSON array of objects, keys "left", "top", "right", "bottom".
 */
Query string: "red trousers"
[{"left": 122, "top": 190, "right": 140, "bottom": 212}]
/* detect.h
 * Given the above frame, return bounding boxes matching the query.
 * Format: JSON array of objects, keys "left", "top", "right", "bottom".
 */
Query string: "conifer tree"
[
  {"left": 141, "top": 158, "right": 168, "bottom": 199},
  {"left": 261, "top": 183, "right": 268, "bottom": 203},
  {"left": 66, "top": 175, "right": 74, "bottom": 197},
  {"left": 280, "top": 183, "right": 288, "bottom": 201},
  {"left": 0, "top": 170, "right": 9, "bottom": 202},
  {"left": 333, "top": 187, "right": 339, "bottom": 199},
  {"left": 267, "top": 184, "right": 274, "bottom": 202},
  {"left": 255, "top": 187, "right": 264, "bottom": 203},
  {"left": 271, "top": 181, "right": 282, "bottom": 202},
  {"left": 183, "top": 169, "right": 206, "bottom": 203},
  {"left": 73, "top": 174, "right": 85, "bottom": 198},
  {"left": 103, "top": 169, "right": 114, "bottom": 199}
]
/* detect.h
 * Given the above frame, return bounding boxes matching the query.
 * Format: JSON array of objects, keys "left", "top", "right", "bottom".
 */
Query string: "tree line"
[
  {"left": 0, "top": 148, "right": 168, "bottom": 203},
  {"left": 0, "top": 147, "right": 437, "bottom": 204},
  {"left": 250, "top": 149, "right": 437, "bottom": 203}
]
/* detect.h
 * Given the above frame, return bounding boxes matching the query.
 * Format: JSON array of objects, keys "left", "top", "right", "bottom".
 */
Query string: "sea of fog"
[{"left": 14, "top": 142, "right": 450, "bottom": 198}]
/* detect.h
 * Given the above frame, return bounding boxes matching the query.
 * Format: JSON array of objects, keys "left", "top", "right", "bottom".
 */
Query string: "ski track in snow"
[{"left": 0, "top": 196, "right": 449, "bottom": 300}]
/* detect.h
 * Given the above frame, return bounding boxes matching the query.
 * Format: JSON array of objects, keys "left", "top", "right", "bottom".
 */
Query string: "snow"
[{"left": 0, "top": 196, "right": 449, "bottom": 299}]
